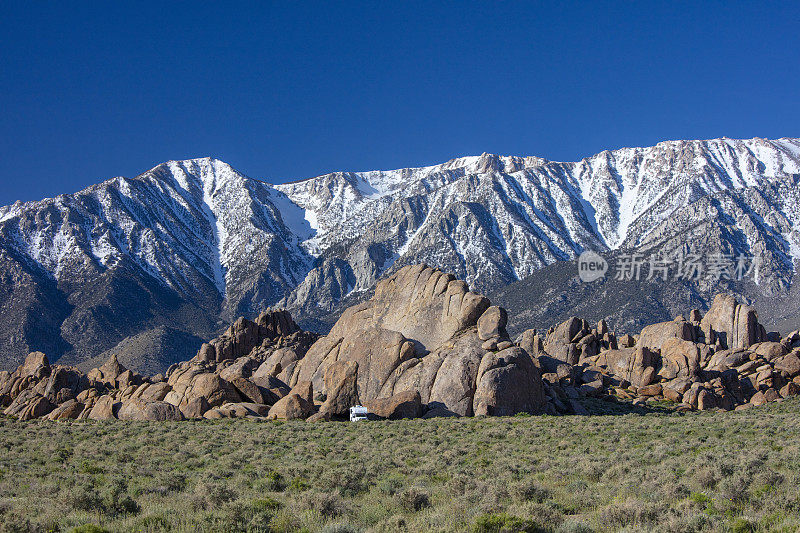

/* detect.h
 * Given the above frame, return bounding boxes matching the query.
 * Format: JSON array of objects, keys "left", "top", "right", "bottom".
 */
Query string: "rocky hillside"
[
  {"left": 3, "top": 265, "right": 799, "bottom": 422},
  {"left": 1, "top": 138, "right": 798, "bottom": 372}
]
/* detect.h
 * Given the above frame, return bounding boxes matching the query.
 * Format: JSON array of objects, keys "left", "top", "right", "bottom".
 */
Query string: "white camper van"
[{"left": 349, "top": 405, "right": 368, "bottom": 422}]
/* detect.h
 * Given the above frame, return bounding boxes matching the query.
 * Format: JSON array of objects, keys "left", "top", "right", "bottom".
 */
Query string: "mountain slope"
[{"left": 0, "top": 158, "right": 314, "bottom": 369}]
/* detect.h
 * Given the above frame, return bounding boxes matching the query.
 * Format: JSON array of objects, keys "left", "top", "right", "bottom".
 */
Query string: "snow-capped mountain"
[
  {"left": 0, "top": 137, "right": 798, "bottom": 372},
  {"left": 1, "top": 159, "right": 314, "bottom": 312},
  {"left": 277, "top": 137, "right": 800, "bottom": 314}
]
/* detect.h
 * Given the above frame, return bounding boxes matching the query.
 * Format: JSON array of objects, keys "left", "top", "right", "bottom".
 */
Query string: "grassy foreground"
[{"left": 1, "top": 400, "right": 799, "bottom": 533}]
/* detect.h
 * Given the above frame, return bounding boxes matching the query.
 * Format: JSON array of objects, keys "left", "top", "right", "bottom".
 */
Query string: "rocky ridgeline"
[{"left": 1, "top": 265, "right": 798, "bottom": 422}]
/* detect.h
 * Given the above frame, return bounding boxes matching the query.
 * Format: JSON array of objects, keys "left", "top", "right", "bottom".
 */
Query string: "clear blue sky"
[{"left": 1, "top": 1, "right": 798, "bottom": 205}]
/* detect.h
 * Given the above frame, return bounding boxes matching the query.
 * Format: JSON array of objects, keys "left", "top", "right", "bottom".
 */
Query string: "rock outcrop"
[
  {"left": 473, "top": 347, "right": 546, "bottom": 416},
  {"left": 518, "top": 292, "right": 799, "bottom": 414},
  {"left": 267, "top": 381, "right": 315, "bottom": 420},
  {"left": 318, "top": 361, "right": 360, "bottom": 418},
  {"left": 118, "top": 398, "right": 185, "bottom": 421},
  {"left": 195, "top": 310, "right": 301, "bottom": 364},
  {"left": 365, "top": 391, "right": 423, "bottom": 420},
  {"left": 0, "top": 309, "right": 317, "bottom": 422},
  {"left": 292, "top": 264, "right": 547, "bottom": 417},
  {"left": 700, "top": 294, "right": 763, "bottom": 350},
  {"left": 0, "top": 267, "right": 797, "bottom": 423}
]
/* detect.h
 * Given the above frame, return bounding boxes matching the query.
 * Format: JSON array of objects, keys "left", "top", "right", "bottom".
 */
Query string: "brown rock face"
[
  {"left": 118, "top": 398, "right": 185, "bottom": 421},
  {"left": 182, "top": 397, "right": 210, "bottom": 419},
  {"left": 293, "top": 265, "right": 526, "bottom": 416},
  {"left": 780, "top": 382, "right": 799, "bottom": 398},
  {"left": 365, "top": 391, "right": 422, "bottom": 419},
  {"left": 697, "top": 389, "right": 718, "bottom": 411},
  {"left": 638, "top": 384, "right": 663, "bottom": 397},
  {"left": 253, "top": 347, "right": 302, "bottom": 384},
  {"left": 250, "top": 374, "right": 290, "bottom": 402},
  {"left": 199, "top": 309, "right": 302, "bottom": 364},
  {"left": 638, "top": 319, "right": 694, "bottom": 351},
  {"left": 97, "top": 354, "right": 125, "bottom": 383},
  {"left": 138, "top": 382, "right": 171, "bottom": 402},
  {"left": 265, "top": 380, "right": 316, "bottom": 420},
  {"left": 477, "top": 306, "right": 508, "bottom": 341},
  {"left": 267, "top": 393, "right": 315, "bottom": 420},
  {"left": 753, "top": 342, "right": 788, "bottom": 361},
  {"left": 218, "top": 357, "right": 259, "bottom": 382},
  {"left": 776, "top": 352, "right": 800, "bottom": 376},
  {"left": 700, "top": 294, "right": 761, "bottom": 350},
  {"left": 319, "top": 361, "right": 360, "bottom": 417},
  {"left": 88, "top": 395, "right": 118, "bottom": 420},
  {"left": 517, "top": 329, "right": 543, "bottom": 358},
  {"left": 419, "top": 330, "right": 487, "bottom": 415},
  {"left": 546, "top": 317, "right": 586, "bottom": 347},
  {"left": 230, "top": 377, "right": 270, "bottom": 405},
  {"left": 46, "top": 399, "right": 84, "bottom": 421},
  {"left": 658, "top": 338, "right": 701, "bottom": 379},
  {"left": 43, "top": 367, "right": 89, "bottom": 403},
  {"left": 706, "top": 349, "right": 751, "bottom": 370},
  {"left": 290, "top": 381, "right": 314, "bottom": 403},
  {"left": 662, "top": 387, "right": 683, "bottom": 402},
  {"left": 298, "top": 327, "right": 414, "bottom": 402},
  {"left": 20, "top": 352, "right": 50, "bottom": 380},
  {"left": 0, "top": 263, "right": 790, "bottom": 422},
  {"left": 181, "top": 374, "right": 241, "bottom": 409},
  {"left": 206, "top": 402, "right": 270, "bottom": 419},
  {"left": 596, "top": 347, "right": 656, "bottom": 387},
  {"left": 618, "top": 334, "right": 636, "bottom": 348},
  {"left": 196, "top": 343, "right": 216, "bottom": 363},
  {"left": 473, "top": 347, "right": 546, "bottom": 416},
  {"left": 3, "top": 390, "right": 56, "bottom": 420}
]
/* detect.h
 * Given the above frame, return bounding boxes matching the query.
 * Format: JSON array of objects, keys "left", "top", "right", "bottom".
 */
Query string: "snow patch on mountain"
[{"left": 200, "top": 172, "right": 226, "bottom": 295}]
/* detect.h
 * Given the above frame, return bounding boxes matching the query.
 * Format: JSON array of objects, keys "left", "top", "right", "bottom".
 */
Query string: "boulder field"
[{"left": 1, "top": 265, "right": 798, "bottom": 422}]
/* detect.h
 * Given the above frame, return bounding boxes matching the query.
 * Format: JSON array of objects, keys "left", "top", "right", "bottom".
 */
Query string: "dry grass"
[{"left": 1, "top": 399, "right": 799, "bottom": 532}]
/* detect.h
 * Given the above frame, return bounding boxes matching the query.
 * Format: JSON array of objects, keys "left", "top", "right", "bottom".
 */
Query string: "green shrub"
[
  {"left": 79, "top": 460, "right": 104, "bottom": 475},
  {"left": 377, "top": 473, "right": 405, "bottom": 495},
  {"left": 516, "top": 482, "right": 550, "bottom": 503},
  {"left": 689, "top": 492, "right": 711, "bottom": 505},
  {"left": 555, "top": 520, "right": 593, "bottom": 533},
  {"left": 473, "top": 512, "right": 543, "bottom": 533},
  {"left": 193, "top": 480, "right": 236, "bottom": 509},
  {"left": 728, "top": 518, "right": 755, "bottom": 533},
  {"left": 321, "top": 465, "right": 369, "bottom": 496},
  {"left": 288, "top": 476, "right": 310, "bottom": 492},
  {"left": 149, "top": 472, "right": 187, "bottom": 495},
  {"left": 251, "top": 497, "right": 282, "bottom": 513},
  {"left": 263, "top": 470, "right": 286, "bottom": 491},
  {"left": 319, "top": 523, "right": 363, "bottom": 533},
  {"left": 0, "top": 513, "right": 32, "bottom": 533},
  {"left": 301, "top": 491, "right": 348, "bottom": 518},
  {"left": 101, "top": 480, "right": 141, "bottom": 516},
  {"left": 398, "top": 486, "right": 431, "bottom": 512},
  {"left": 68, "top": 526, "right": 110, "bottom": 533},
  {"left": 129, "top": 514, "right": 171, "bottom": 529},
  {"left": 1, "top": 397, "right": 799, "bottom": 532}
]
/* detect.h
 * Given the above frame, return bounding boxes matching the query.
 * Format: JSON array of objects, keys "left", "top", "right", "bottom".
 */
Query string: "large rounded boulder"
[{"left": 291, "top": 265, "right": 546, "bottom": 417}]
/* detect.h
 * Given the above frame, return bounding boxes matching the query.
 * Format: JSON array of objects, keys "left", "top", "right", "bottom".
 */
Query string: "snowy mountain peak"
[{"left": 142, "top": 157, "right": 245, "bottom": 197}]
